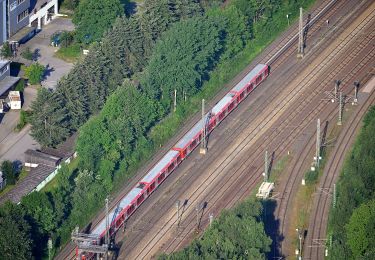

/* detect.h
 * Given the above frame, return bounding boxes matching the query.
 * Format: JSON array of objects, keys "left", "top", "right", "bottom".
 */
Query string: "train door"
[
  {"left": 147, "top": 182, "right": 156, "bottom": 195},
  {"left": 237, "top": 91, "right": 245, "bottom": 102},
  {"left": 228, "top": 100, "right": 235, "bottom": 112},
  {"left": 137, "top": 193, "right": 145, "bottom": 206},
  {"left": 127, "top": 204, "right": 135, "bottom": 216},
  {"left": 158, "top": 172, "right": 166, "bottom": 184},
  {"left": 247, "top": 83, "right": 253, "bottom": 94}
]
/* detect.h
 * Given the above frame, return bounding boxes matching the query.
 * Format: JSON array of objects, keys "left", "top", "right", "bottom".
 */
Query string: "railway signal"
[{"left": 352, "top": 81, "right": 360, "bottom": 105}]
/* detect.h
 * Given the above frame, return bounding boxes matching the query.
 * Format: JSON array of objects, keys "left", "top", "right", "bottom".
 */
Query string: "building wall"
[
  {"left": 0, "top": 0, "right": 6, "bottom": 44},
  {"left": 8, "top": 0, "right": 31, "bottom": 36}
]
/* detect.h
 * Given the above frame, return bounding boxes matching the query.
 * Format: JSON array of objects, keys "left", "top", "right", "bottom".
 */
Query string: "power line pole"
[
  {"left": 264, "top": 150, "right": 269, "bottom": 182},
  {"left": 333, "top": 184, "right": 337, "bottom": 208},
  {"left": 200, "top": 99, "right": 207, "bottom": 155},
  {"left": 297, "top": 7, "right": 304, "bottom": 58},
  {"left": 105, "top": 197, "right": 109, "bottom": 248},
  {"left": 338, "top": 92, "right": 343, "bottom": 125},
  {"left": 176, "top": 200, "right": 181, "bottom": 227},
  {"left": 174, "top": 89, "right": 177, "bottom": 112},
  {"left": 315, "top": 118, "right": 321, "bottom": 168},
  {"left": 334, "top": 80, "right": 340, "bottom": 102}
]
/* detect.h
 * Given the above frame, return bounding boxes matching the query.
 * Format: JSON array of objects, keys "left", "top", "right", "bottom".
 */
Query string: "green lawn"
[{"left": 55, "top": 44, "right": 81, "bottom": 63}]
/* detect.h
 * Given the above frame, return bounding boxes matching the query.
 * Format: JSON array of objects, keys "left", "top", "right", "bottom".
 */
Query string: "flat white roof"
[
  {"left": 231, "top": 64, "right": 266, "bottom": 93},
  {"left": 141, "top": 150, "right": 179, "bottom": 184},
  {"left": 211, "top": 94, "right": 234, "bottom": 115},
  {"left": 91, "top": 187, "right": 144, "bottom": 236},
  {"left": 174, "top": 113, "right": 210, "bottom": 149}
]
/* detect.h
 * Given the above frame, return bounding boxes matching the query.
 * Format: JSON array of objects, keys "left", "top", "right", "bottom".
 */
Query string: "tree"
[
  {"left": 61, "top": 0, "right": 80, "bottom": 10},
  {"left": 29, "top": 88, "right": 70, "bottom": 147},
  {"left": 24, "top": 62, "right": 45, "bottom": 85},
  {"left": 0, "top": 42, "right": 12, "bottom": 58},
  {"left": 143, "top": 16, "right": 224, "bottom": 107},
  {"left": 1, "top": 161, "right": 17, "bottom": 185},
  {"left": 21, "top": 192, "right": 57, "bottom": 234},
  {"left": 345, "top": 199, "right": 375, "bottom": 258},
  {"left": 160, "top": 199, "right": 271, "bottom": 259},
  {"left": 72, "top": 0, "right": 124, "bottom": 43},
  {"left": 0, "top": 202, "right": 32, "bottom": 260}
]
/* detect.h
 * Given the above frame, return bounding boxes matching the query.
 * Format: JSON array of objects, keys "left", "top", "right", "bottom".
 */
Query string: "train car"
[
  {"left": 77, "top": 64, "right": 269, "bottom": 259},
  {"left": 173, "top": 112, "right": 211, "bottom": 159},
  {"left": 139, "top": 150, "right": 181, "bottom": 194}
]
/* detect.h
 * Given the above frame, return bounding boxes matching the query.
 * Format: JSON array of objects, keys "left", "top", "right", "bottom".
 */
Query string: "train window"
[
  {"left": 219, "top": 111, "right": 225, "bottom": 121},
  {"left": 158, "top": 172, "right": 165, "bottom": 183},
  {"left": 247, "top": 83, "right": 253, "bottom": 93},
  {"left": 137, "top": 194, "right": 145, "bottom": 205},
  {"left": 199, "top": 134, "right": 202, "bottom": 141},
  {"left": 127, "top": 204, "right": 135, "bottom": 215},
  {"left": 190, "top": 140, "right": 197, "bottom": 149}
]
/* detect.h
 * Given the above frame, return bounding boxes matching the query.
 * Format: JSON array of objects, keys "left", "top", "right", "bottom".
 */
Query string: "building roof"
[
  {"left": 141, "top": 150, "right": 179, "bottom": 184},
  {"left": 0, "top": 76, "right": 20, "bottom": 96},
  {"left": 41, "top": 132, "right": 77, "bottom": 159},
  {"left": 8, "top": 26, "right": 36, "bottom": 43},
  {"left": 24, "top": 149, "right": 61, "bottom": 165},
  {"left": 0, "top": 164, "right": 56, "bottom": 204}
]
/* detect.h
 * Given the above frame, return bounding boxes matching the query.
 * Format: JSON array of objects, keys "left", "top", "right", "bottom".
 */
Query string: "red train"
[{"left": 77, "top": 64, "right": 269, "bottom": 258}]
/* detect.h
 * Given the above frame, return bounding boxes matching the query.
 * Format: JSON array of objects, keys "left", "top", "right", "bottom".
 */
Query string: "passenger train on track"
[{"left": 77, "top": 63, "right": 269, "bottom": 259}]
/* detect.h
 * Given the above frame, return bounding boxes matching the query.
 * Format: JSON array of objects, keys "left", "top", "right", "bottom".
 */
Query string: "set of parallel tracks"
[
  {"left": 158, "top": 7, "right": 375, "bottom": 259},
  {"left": 122, "top": 1, "right": 375, "bottom": 259},
  {"left": 56, "top": 0, "right": 372, "bottom": 259}
]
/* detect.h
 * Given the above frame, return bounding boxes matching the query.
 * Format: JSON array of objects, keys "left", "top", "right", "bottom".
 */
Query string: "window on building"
[
  {"left": 17, "top": 0, "right": 26, "bottom": 4},
  {"left": 0, "top": 65, "right": 8, "bottom": 77},
  {"left": 17, "top": 9, "right": 28, "bottom": 23}
]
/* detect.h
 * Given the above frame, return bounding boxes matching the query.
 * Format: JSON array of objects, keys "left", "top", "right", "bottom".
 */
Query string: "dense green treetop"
[
  {"left": 0, "top": 202, "right": 32, "bottom": 260},
  {"left": 73, "top": 0, "right": 124, "bottom": 43},
  {"left": 160, "top": 199, "right": 271, "bottom": 259},
  {"left": 345, "top": 199, "right": 375, "bottom": 258}
]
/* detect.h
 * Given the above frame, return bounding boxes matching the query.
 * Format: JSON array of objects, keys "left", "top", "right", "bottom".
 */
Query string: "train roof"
[
  {"left": 141, "top": 150, "right": 179, "bottom": 184},
  {"left": 174, "top": 113, "right": 210, "bottom": 149},
  {"left": 91, "top": 187, "right": 144, "bottom": 236},
  {"left": 211, "top": 94, "right": 234, "bottom": 115},
  {"left": 231, "top": 64, "right": 267, "bottom": 93}
]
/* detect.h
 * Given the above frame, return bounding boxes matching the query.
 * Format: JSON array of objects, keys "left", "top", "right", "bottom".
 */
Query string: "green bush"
[
  {"left": 24, "top": 63, "right": 45, "bottom": 85},
  {"left": 15, "top": 79, "right": 25, "bottom": 92},
  {"left": 21, "top": 47, "right": 34, "bottom": 60},
  {"left": 15, "top": 110, "right": 32, "bottom": 131}
]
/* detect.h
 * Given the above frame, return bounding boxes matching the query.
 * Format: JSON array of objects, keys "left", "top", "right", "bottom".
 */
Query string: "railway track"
[
  {"left": 55, "top": 0, "right": 362, "bottom": 259},
  {"left": 302, "top": 79, "right": 375, "bottom": 260},
  {"left": 273, "top": 3, "right": 375, "bottom": 258},
  {"left": 121, "top": 1, "right": 375, "bottom": 257}
]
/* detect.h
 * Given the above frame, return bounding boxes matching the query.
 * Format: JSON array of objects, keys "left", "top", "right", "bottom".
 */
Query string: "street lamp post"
[{"left": 286, "top": 14, "right": 290, "bottom": 26}]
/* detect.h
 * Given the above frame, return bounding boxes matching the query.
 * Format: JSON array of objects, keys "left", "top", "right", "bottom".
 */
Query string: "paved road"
[{"left": 0, "top": 17, "right": 75, "bottom": 163}]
